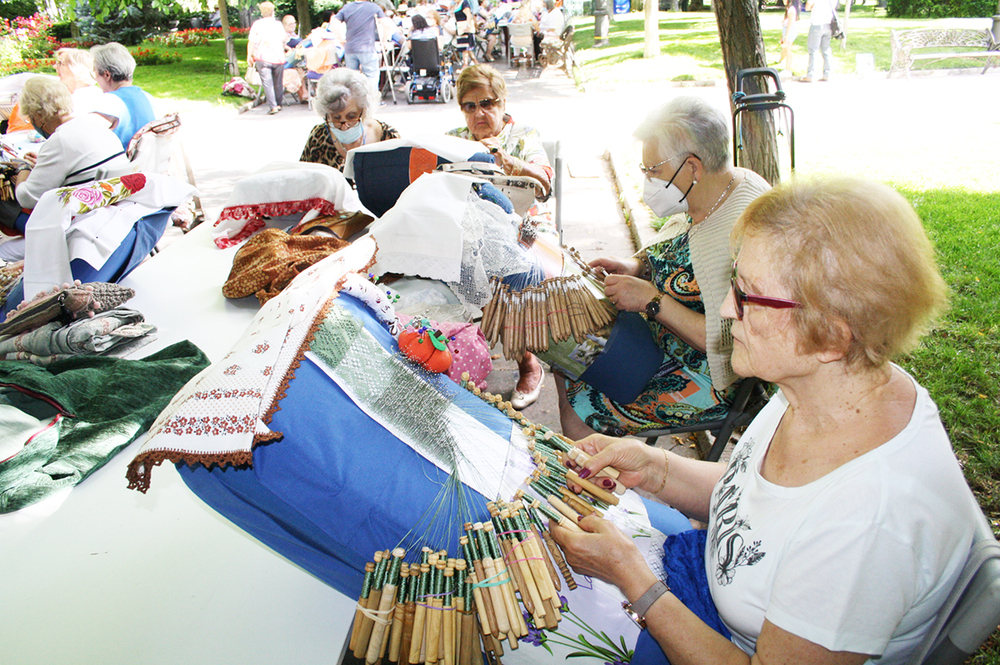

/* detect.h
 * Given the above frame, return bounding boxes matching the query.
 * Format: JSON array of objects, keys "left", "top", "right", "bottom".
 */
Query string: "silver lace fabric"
[
  {"left": 448, "top": 193, "right": 534, "bottom": 309},
  {"left": 309, "top": 304, "right": 464, "bottom": 475}
]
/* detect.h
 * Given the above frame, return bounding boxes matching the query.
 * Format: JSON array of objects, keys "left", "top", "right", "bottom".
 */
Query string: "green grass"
[
  {"left": 571, "top": 8, "right": 996, "bottom": 84},
  {"left": 900, "top": 187, "right": 1000, "bottom": 519},
  {"left": 132, "top": 39, "right": 251, "bottom": 107}
]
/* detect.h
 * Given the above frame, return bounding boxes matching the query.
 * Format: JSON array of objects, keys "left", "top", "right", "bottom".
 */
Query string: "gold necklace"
[{"left": 703, "top": 172, "right": 737, "bottom": 220}]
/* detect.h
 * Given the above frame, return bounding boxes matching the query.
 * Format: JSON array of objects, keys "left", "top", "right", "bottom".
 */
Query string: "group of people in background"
[{"left": 246, "top": 0, "right": 566, "bottom": 114}]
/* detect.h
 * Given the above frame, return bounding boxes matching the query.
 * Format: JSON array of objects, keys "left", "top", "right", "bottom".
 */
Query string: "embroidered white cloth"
[
  {"left": 367, "top": 171, "right": 475, "bottom": 283},
  {"left": 23, "top": 173, "right": 196, "bottom": 300},
  {"left": 212, "top": 162, "right": 350, "bottom": 249},
  {"left": 126, "top": 237, "right": 379, "bottom": 493}
]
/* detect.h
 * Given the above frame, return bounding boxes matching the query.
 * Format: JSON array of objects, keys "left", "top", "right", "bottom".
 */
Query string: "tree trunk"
[
  {"left": 713, "top": 0, "right": 781, "bottom": 184},
  {"left": 296, "top": 0, "right": 312, "bottom": 35},
  {"left": 643, "top": 0, "right": 660, "bottom": 57},
  {"left": 220, "top": 0, "right": 240, "bottom": 77}
]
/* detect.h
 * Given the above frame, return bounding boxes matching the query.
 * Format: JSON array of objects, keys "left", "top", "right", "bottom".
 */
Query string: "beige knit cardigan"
[{"left": 641, "top": 169, "right": 771, "bottom": 391}]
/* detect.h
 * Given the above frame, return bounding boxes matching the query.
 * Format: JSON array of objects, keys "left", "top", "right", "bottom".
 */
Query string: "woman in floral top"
[
  {"left": 299, "top": 68, "right": 399, "bottom": 173},
  {"left": 447, "top": 64, "right": 554, "bottom": 410}
]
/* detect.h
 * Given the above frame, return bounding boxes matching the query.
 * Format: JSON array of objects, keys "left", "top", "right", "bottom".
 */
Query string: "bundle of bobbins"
[
  {"left": 348, "top": 500, "right": 576, "bottom": 665},
  {"left": 479, "top": 248, "right": 615, "bottom": 361},
  {"left": 348, "top": 371, "right": 634, "bottom": 664}
]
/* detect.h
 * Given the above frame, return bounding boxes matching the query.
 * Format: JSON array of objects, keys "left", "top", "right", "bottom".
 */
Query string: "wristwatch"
[
  {"left": 644, "top": 293, "right": 664, "bottom": 320},
  {"left": 622, "top": 579, "right": 670, "bottom": 629}
]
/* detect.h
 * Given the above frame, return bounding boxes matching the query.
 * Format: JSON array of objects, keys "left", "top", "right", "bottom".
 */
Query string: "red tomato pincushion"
[{"left": 398, "top": 321, "right": 452, "bottom": 373}]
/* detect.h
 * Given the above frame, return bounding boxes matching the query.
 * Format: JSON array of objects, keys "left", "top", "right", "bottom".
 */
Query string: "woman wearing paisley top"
[
  {"left": 447, "top": 64, "right": 554, "bottom": 409},
  {"left": 556, "top": 97, "right": 770, "bottom": 438},
  {"left": 299, "top": 68, "right": 399, "bottom": 173}
]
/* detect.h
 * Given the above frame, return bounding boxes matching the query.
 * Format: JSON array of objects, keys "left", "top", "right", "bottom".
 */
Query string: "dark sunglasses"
[
  {"left": 460, "top": 98, "right": 499, "bottom": 114},
  {"left": 731, "top": 262, "right": 801, "bottom": 320}
]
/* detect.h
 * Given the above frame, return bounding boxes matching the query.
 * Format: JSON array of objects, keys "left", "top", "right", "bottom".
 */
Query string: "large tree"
[
  {"left": 713, "top": 0, "right": 782, "bottom": 184},
  {"left": 643, "top": 0, "right": 660, "bottom": 58},
  {"left": 220, "top": 0, "right": 240, "bottom": 76}
]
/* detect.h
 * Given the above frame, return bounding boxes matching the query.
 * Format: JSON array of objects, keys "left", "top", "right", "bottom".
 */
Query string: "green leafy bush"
[
  {"left": 149, "top": 29, "right": 211, "bottom": 47},
  {"left": 131, "top": 46, "right": 181, "bottom": 66},
  {"left": 887, "top": 0, "right": 996, "bottom": 18}
]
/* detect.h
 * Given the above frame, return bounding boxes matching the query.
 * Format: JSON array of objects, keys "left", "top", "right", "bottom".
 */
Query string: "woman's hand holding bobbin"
[
  {"left": 589, "top": 255, "right": 643, "bottom": 277},
  {"left": 564, "top": 434, "right": 668, "bottom": 496},
  {"left": 603, "top": 274, "right": 659, "bottom": 313},
  {"left": 550, "top": 512, "right": 647, "bottom": 589}
]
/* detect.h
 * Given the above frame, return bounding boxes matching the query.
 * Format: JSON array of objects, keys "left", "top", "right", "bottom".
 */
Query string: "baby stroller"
[{"left": 406, "top": 38, "right": 455, "bottom": 104}]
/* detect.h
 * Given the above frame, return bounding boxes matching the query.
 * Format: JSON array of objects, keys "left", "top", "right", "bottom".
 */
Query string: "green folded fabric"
[{"left": 0, "top": 341, "right": 209, "bottom": 513}]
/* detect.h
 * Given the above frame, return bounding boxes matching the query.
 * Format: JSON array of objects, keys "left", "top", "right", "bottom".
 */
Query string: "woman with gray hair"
[
  {"left": 556, "top": 96, "right": 771, "bottom": 439},
  {"left": 299, "top": 67, "right": 399, "bottom": 173},
  {"left": 91, "top": 42, "right": 156, "bottom": 149}
]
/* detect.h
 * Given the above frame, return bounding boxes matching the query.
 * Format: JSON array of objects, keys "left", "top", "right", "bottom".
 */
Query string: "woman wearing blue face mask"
[
  {"left": 555, "top": 96, "right": 771, "bottom": 439},
  {"left": 299, "top": 68, "right": 399, "bottom": 173}
]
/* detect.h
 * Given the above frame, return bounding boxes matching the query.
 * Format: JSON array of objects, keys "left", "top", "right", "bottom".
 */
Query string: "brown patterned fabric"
[
  {"left": 299, "top": 119, "right": 400, "bottom": 172},
  {"left": 222, "top": 228, "right": 349, "bottom": 305}
]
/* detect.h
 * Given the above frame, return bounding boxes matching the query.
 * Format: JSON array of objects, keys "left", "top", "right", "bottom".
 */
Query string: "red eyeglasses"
[{"left": 731, "top": 262, "right": 801, "bottom": 320}]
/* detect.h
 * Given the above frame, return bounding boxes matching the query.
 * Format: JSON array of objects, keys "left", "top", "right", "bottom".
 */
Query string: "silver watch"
[{"left": 621, "top": 579, "right": 670, "bottom": 629}]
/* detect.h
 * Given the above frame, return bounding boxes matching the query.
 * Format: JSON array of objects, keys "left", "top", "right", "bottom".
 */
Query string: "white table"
[{"left": 0, "top": 225, "right": 356, "bottom": 665}]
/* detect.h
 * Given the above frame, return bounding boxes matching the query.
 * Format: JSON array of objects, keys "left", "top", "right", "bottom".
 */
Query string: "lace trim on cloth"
[{"left": 126, "top": 237, "right": 380, "bottom": 493}]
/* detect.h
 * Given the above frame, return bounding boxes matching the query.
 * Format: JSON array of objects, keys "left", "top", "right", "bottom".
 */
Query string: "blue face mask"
[{"left": 328, "top": 120, "right": 364, "bottom": 145}]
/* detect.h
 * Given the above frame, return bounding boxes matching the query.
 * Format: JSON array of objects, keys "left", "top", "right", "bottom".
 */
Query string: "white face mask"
[
  {"left": 643, "top": 160, "right": 694, "bottom": 218},
  {"left": 328, "top": 120, "right": 364, "bottom": 145}
]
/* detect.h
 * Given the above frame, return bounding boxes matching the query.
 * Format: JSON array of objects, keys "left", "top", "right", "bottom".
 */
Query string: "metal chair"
[
  {"left": 905, "top": 508, "right": 1000, "bottom": 665},
  {"left": 541, "top": 139, "right": 563, "bottom": 243},
  {"left": 642, "top": 377, "right": 769, "bottom": 462}
]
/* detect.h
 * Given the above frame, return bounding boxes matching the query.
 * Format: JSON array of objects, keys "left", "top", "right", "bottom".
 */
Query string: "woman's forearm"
[
  {"left": 640, "top": 450, "right": 725, "bottom": 523},
  {"left": 651, "top": 296, "right": 707, "bottom": 351}
]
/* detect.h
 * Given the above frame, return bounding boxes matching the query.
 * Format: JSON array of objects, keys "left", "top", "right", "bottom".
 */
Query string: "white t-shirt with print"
[{"left": 706, "top": 368, "right": 980, "bottom": 664}]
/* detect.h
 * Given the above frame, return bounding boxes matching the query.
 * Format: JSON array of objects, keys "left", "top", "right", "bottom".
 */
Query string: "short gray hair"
[
  {"left": 18, "top": 76, "right": 73, "bottom": 125},
  {"left": 91, "top": 42, "right": 136, "bottom": 82},
  {"left": 315, "top": 68, "right": 376, "bottom": 120},
  {"left": 634, "top": 96, "right": 730, "bottom": 173}
]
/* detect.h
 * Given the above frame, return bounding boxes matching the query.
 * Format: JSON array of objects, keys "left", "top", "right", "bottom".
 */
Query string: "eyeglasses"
[
  {"left": 327, "top": 116, "right": 361, "bottom": 130},
  {"left": 460, "top": 98, "right": 500, "bottom": 114},
  {"left": 730, "top": 262, "right": 801, "bottom": 320},
  {"left": 640, "top": 152, "right": 696, "bottom": 175}
]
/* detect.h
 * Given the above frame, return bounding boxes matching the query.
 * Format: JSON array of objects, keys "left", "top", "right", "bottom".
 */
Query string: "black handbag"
[{"left": 830, "top": 13, "right": 845, "bottom": 40}]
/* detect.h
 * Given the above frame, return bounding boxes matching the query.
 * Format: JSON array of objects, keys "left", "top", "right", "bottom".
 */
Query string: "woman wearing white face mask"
[
  {"left": 556, "top": 96, "right": 770, "bottom": 439},
  {"left": 299, "top": 68, "right": 399, "bottom": 173}
]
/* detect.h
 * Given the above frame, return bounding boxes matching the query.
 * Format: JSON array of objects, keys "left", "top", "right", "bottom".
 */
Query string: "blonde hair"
[
  {"left": 456, "top": 64, "right": 507, "bottom": 106},
  {"left": 733, "top": 175, "right": 948, "bottom": 368},
  {"left": 56, "top": 48, "right": 96, "bottom": 86},
  {"left": 18, "top": 76, "right": 73, "bottom": 126},
  {"left": 259, "top": 1, "right": 275, "bottom": 17}
]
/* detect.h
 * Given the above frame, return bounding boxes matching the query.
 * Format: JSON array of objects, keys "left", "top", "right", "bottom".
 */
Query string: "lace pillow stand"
[{"left": 436, "top": 162, "right": 544, "bottom": 218}]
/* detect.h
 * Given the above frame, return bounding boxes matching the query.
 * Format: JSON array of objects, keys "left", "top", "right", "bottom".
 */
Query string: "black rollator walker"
[{"left": 731, "top": 67, "right": 795, "bottom": 181}]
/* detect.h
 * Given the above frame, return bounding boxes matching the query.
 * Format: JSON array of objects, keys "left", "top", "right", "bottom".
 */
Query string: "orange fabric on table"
[{"left": 6, "top": 103, "right": 33, "bottom": 133}]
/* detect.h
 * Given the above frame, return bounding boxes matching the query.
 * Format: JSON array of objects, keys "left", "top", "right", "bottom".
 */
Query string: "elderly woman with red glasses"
[
  {"left": 447, "top": 63, "right": 553, "bottom": 409},
  {"left": 556, "top": 96, "right": 770, "bottom": 440},
  {"left": 299, "top": 68, "right": 399, "bottom": 173},
  {"left": 551, "top": 174, "right": 980, "bottom": 665}
]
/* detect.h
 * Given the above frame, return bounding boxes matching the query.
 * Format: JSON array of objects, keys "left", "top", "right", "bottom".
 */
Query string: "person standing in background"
[
  {"left": 803, "top": 0, "right": 834, "bottom": 82},
  {"left": 248, "top": 1, "right": 287, "bottom": 115},
  {"left": 776, "top": 0, "right": 801, "bottom": 75},
  {"left": 335, "top": 0, "right": 386, "bottom": 94}
]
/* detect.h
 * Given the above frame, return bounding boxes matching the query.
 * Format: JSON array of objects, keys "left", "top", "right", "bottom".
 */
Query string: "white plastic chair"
[
  {"left": 905, "top": 507, "right": 1000, "bottom": 665},
  {"left": 508, "top": 22, "right": 535, "bottom": 68},
  {"left": 542, "top": 139, "right": 562, "bottom": 243}
]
